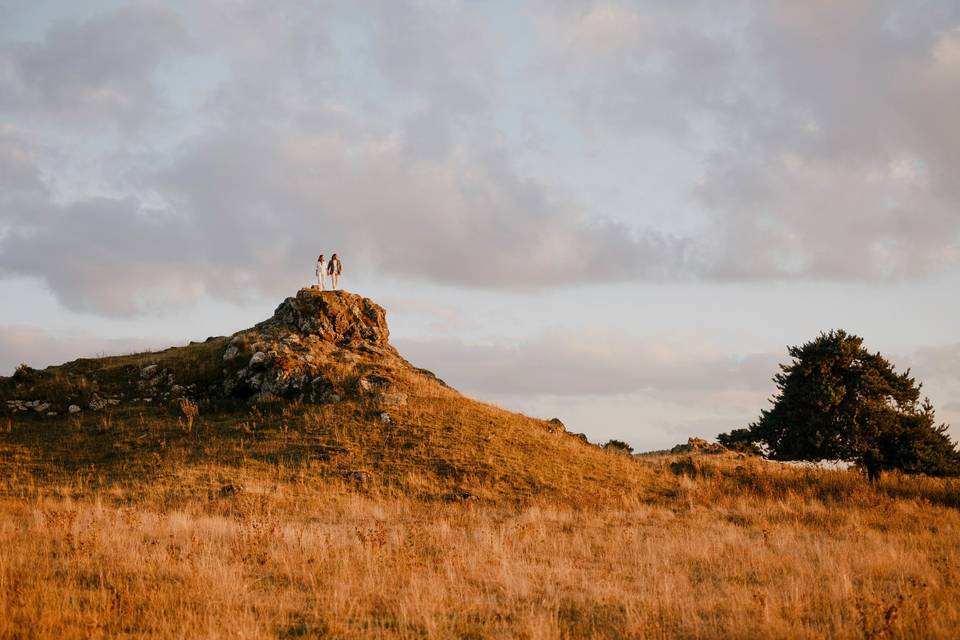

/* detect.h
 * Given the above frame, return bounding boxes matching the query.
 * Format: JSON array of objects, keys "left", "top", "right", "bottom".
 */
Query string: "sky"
[{"left": 1, "top": 0, "right": 958, "bottom": 450}]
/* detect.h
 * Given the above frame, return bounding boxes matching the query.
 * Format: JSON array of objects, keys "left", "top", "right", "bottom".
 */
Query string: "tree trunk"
[{"left": 863, "top": 454, "right": 882, "bottom": 483}]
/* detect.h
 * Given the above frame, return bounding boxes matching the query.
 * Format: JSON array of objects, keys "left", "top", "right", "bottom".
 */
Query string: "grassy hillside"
[
  {"left": 2, "top": 290, "right": 958, "bottom": 638},
  {"left": 1, "top": 442, "right": 958, "bottom": 639}
]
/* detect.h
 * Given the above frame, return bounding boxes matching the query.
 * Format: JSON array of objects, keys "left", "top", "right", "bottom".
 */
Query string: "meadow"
[{"left": 1, "top": 399, "right": 958, "bottom": 639}]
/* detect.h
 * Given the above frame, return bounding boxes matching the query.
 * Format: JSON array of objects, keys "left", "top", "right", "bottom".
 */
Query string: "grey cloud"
[
  {"left": 3, "top": 2, "right": 960, "bottom": 317},
  {"left": 1, "top": 121, "right": 688, "bottom": 313},
  {"left": 534, "top": 0, "right": 960, "bottom": 281},
  {"left": 0, "top": 196, "right": 211, "bottom": 314},
  {"left": 0, "top": 3, "right": 192, "bottom": 128}
]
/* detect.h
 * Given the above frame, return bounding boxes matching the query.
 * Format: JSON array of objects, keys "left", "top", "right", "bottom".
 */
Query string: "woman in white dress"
[{"left": 315, "top": 254, "right": 326, "bottom": 289}]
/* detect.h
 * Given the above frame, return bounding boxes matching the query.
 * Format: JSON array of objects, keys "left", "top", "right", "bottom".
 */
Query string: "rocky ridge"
[{"left": 1, "top": 288, "right": 436, "bottom": 416}]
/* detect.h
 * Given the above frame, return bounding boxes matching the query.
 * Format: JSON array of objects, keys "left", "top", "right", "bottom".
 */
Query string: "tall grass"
[
  {"left": 1, "top": 358, "right": 958, "bottom": 638},
  {"left": 0, "top": 454, "right": 958, "bottom": 639}
]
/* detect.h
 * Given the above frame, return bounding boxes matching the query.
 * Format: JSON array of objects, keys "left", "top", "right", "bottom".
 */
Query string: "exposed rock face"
[
  {"left": 269, "top": 288, "right": 391, "bottom": 347},
  {"left": 670, "top": 437, "right": 727, "bottom": 455},
  {"left": 0, "top": 288, "right": 436, "bottom": 414},
  {"left": 221, "top": 289, "right": 411, "bottom": 403}
]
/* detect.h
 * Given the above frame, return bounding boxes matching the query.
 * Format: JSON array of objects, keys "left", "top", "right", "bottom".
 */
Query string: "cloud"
[
  {"left": 0, "top": 3, "right": 192, "bottom": 129},
  {"left": 1, "top": 121, "right": 689, "bottom": 313},
  {"left": 533, "top": 0, "right": 960, "bottom": 281},
  {"left": 1, "top": 1, "right": 959, "bottom": 317}
]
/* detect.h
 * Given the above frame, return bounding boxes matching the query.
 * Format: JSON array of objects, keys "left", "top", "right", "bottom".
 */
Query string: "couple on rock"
[{"left": 315, "top": 254, "right": 342, "bottom": 290}]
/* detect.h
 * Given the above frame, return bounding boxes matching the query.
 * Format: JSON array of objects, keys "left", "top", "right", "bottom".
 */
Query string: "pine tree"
[{"left": 720, "top": 330, "right": 960, "bottom": 481}]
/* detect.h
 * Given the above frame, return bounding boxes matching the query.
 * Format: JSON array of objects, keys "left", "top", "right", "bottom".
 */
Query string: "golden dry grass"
[{"left": 1, "top": 365, "right": 959, "bottom": 638}]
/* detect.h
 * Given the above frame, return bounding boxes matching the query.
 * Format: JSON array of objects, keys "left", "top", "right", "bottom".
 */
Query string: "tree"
[{"left": 720, "top": 330, "right": 960, "bottom": 481}]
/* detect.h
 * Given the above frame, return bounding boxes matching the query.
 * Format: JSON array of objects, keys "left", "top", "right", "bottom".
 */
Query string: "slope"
[{"left": 0, "top": 288, "right": 648, "bottom": 503}]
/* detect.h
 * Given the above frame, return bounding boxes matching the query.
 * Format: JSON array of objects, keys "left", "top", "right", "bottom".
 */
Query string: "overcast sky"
[{"left": 1, "top": 0, "right": 958, "bottom": 450}]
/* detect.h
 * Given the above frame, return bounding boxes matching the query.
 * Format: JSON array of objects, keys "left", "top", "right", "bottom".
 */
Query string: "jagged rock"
[
  {"left": 270, "top": 289, "right": 391, "bottom": 346},
  {"left": 379, "top": 412, "right": 391, "bottom": 424},
  {"left": 3, "top": 290, "right": 420, "bottom": 413},
  {"left": 546, "top": 418, "right": 565, "bottom": 433},
  {"left": 670, "top": 437, "right": 727, "bottom": 455},
  {"left": 357, "top": 375, "right": 393, "bottom": 393}
]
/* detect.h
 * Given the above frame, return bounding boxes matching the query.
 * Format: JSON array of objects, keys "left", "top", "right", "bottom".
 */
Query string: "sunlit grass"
[{"left": 1, "top": 364, "right": 958, "bottom": 638}]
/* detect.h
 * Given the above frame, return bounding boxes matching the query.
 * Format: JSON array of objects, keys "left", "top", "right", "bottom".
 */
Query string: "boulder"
[
  {"left": 670, "top": 437, "right": 727, "bottom": 455},
  {"left": 373, "top": 392, "right": 407, "bottom": 409}
]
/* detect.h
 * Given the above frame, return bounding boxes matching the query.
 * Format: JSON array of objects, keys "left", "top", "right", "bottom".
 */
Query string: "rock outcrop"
[
  {"left": 220, "top": 288, "right": 411, "bottom": 402},
  {"left": 0, "top": 288, "right": 434, "bottom": 415},
  {"left": 670, "top": 437, "right": 727, "bottom": 455}
]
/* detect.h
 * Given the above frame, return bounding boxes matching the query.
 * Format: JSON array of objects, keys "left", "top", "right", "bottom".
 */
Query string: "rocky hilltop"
[
  {"left": 0, "top": 288, "right": 667, "bottom": 503},
  {"left": 2, "top": 288, "right": 441, "bottom": 417}
]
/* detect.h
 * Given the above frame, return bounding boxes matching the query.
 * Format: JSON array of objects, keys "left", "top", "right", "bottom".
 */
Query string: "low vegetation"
[
  {"left": 722, "top": 330, "right": 960, "bottom": 480},
  {"left": 1, "top": 395, "right": 959, "bottom": 639},
  {"left": 2, "top": 298, "right": 957, "bottom": 638}
]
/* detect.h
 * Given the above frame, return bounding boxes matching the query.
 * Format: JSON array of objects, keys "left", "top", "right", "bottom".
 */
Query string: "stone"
[
  {"left": 68, "top": 405, "right": 81, "bottom": 414},
  {"left": 379, "top": 412, "right": 391, "bottom": 424},
  {"left": 357, "top": 375, "right": 393, "bottom": 393},
  {"left": 32, "top": 402, "right": 51, "bottom": 413},
  {"left": 670, "top": 437, "right": 727, "bottom": 455},
  {"left": 46, "top": 412, "right": 57, "bottom": 417},
  {"left": 141, "top": 364, "right": 159, "bottom": 379},
  {"left": 222, "top": 345, "right": 240, "bottom": 361},
  {"left": 546, "top": 418, "right": 565, "bottom": 433},
  {"left": 373, "top": 392, "right": 407, "bottom": 409},
  {"left": 249, "top": 351, "right": 267, "bottom": 368}
]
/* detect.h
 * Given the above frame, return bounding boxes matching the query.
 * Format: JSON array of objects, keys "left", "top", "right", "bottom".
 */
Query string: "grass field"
[{"left": 1, "top": 395, "right": 959, "bottom": 639}]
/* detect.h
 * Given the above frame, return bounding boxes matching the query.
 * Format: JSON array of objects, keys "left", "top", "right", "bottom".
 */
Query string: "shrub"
[
  {"left": 604, "top": 439, "right": 634, "bottom": 455},
  {"left": 179, "top": 398, "right": 199, "bottom": 432}
]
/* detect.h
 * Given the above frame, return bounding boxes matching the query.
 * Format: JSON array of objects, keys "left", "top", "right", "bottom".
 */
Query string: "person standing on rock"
[
  {"left": 315, "top": 254, "right": 326, "bottom": 289},
  {"left": 327, "top": 253, "right": 342, "bottom": 290}
]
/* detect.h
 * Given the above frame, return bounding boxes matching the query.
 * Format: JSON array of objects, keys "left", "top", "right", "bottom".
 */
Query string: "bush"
[{"left": 604, "top": 440, "right": 634, "bottom": 455}]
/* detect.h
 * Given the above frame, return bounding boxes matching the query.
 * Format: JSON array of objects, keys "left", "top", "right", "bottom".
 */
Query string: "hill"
[
  {"left": 2, "top": 289, "right": 959, "bottom": 639},
  {"left": 0, "top": 287, "right": 645, "bottom": 502}
]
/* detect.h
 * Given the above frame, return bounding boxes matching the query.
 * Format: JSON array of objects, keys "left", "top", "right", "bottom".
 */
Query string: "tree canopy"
[{"left": 720, "top": 330, "right": 960, "bottom": 481}]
